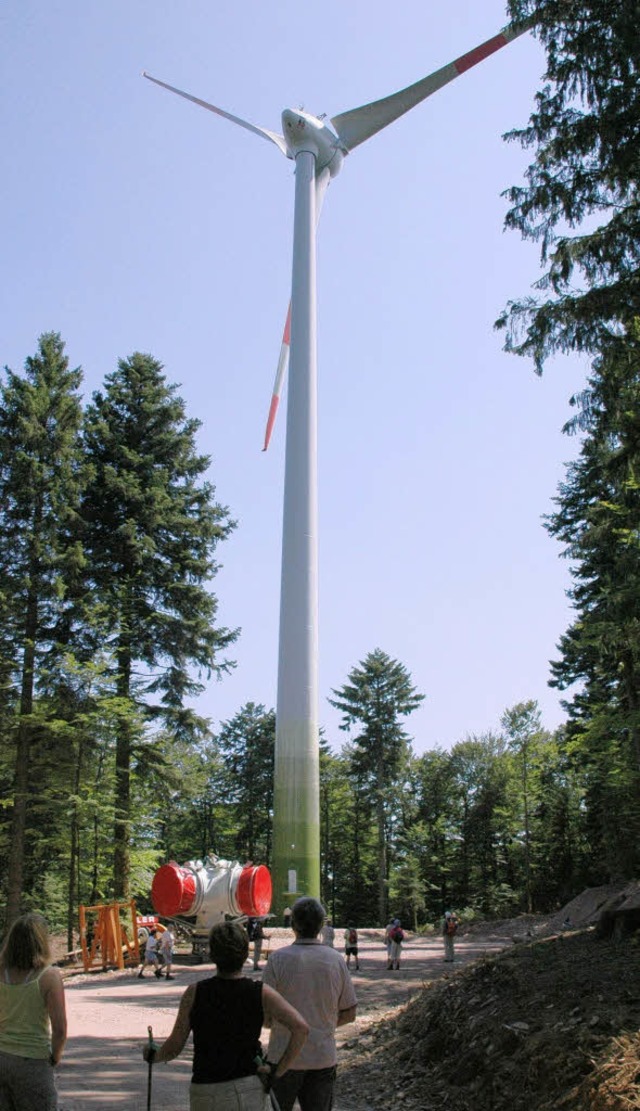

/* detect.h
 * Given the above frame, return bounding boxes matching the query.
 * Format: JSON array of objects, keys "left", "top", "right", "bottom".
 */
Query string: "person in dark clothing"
[{"left": 142, "top": 921, "right": 308, "bottom": 1110}]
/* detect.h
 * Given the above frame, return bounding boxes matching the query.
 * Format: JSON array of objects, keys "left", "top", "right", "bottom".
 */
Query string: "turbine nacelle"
[{"left": 281, "top": 108, "right": 345, "bottom": 177}]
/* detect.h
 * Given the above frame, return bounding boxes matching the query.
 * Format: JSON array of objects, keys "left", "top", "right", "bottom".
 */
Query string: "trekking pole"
[
  {"left": 255, "top": 1056, "right": 283, "bottom": 1111},
  {"left": 146, "top": 1025, "right": 154, "bottom": 1111}
]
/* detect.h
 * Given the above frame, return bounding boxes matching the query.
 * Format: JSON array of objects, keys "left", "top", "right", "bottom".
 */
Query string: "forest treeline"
[{"left": 2, "top": 0, "right": 640, "bottom": 938}]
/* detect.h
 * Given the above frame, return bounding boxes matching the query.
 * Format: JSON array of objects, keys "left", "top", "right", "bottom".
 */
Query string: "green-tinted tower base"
[{"left": 271, "top": 720, "right": 320, "bottom": 918}]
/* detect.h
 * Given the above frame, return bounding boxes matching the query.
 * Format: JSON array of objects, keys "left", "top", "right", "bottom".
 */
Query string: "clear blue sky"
[{"left": 2, "top": 0, "right": 586, "bottom": 753}]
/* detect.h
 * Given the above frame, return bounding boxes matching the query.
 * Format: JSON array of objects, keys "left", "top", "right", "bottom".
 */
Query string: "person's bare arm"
[
  {"left": 261, "top": 984, "right": 309, "bottom": 1076},
  {"left": 337, "top": 1005, "right": 357, "bottom": 1027},
  {"left": 147, "top": 985, "right": 195, "bottom": 1063},
  {"left": 41, "top": 967, "right": 67, "bottom": 1065}
]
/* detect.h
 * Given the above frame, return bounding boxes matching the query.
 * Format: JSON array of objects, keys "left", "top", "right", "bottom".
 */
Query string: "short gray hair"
[{"left": 291, "top": 897, "right": 325, "bottom": 938}]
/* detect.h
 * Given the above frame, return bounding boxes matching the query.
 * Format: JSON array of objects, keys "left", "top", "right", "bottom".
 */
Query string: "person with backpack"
[
  {"left": 343, "top": 926, "right": 359, "bottom": 971},
  {"left": 383, "top": 919, "right": 395, "bottom": 963},
  {"left": 387, "top": 920, "right": 404, "bottom": 970},
  {"left": 442, "top": 911, "right": 458, "bottom": 962}
]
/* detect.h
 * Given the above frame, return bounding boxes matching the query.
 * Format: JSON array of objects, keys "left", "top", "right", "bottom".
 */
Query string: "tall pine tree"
[
  {"left": 0, "top": 333, "right": 85, "bottom": 924},
  {"left": 329, "top": 649, "right": 423, "bottom": 924},
  {"left": 81, "top": 353, "right": 237, "bottom": 898}
]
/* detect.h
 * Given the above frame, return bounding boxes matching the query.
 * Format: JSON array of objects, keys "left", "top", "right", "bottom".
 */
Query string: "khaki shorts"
[{"left": 189, "top": 1073, "right": 269, "bottom": 1110}]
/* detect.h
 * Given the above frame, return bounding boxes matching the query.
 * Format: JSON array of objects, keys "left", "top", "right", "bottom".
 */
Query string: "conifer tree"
[
  {"left": 81, "top": 353, "right": 237, "bottom": 898},
  {"left": 329, "top": 649, "right": 423, "bottom": 924},
  {"left": 216, "top": 703, "right": 275, "bottom": 865},
  {"left": 546, "top": 333, "right": 640, "bottom": 878},
  {"left": 0, "top": 333, "right": 85, "bottom": 924},
  {"left": 500, "top": 0, "right": 640, "bottom": 367}
]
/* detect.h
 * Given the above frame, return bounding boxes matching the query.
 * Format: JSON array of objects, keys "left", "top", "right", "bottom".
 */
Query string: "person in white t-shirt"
[
  {"left": 262, "top": 898, "right": 357, "bottom": 1111},
  {"left": 138, "top": 929, "right": 162, "bottom": 979},
  {"left": 158, "top": 927, "right": 175, "bottom": 979}
]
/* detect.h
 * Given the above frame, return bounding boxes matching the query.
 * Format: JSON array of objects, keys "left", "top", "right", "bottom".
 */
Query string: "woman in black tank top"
[{"left": 142, "top": 921, "right": 308, "bottom": 1110}]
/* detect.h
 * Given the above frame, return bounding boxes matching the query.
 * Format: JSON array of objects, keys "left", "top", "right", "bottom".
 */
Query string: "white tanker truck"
[{"left": 150, "top": 854, "right": 272, "bottom": 959}]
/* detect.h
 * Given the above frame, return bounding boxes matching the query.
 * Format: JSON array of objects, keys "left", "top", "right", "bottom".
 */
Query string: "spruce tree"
[
  {"left": 0, "top": 333, "right": 85, "bottom": 923},
  {"left": 500, "top": 0, "right": 640, "bottom": 367},
  {"left": 81, "top": 352, "right": 237, "bottom": 898},
  {"left": 329, "top": 649, "right": 424, "bottom": 924},
  {"left": 546, "top": 333, "right": 640, "bottom": 879},
  {"left": 216, "top": 703, "right": 275, "bottom": 865}
]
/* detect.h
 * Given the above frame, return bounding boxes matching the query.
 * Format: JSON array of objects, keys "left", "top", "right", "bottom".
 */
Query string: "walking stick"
[{"left": 147, "top": 1025, "right": 154, "bottom": 1111}]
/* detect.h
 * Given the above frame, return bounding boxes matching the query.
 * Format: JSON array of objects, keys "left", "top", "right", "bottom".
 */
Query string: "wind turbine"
[{"left": 144, "top": 19, "right": 528, "bottom": 912}]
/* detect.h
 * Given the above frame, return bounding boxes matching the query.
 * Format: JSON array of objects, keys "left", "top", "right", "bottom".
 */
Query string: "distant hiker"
[
  {"left": 142, "top": 921, "right": 308, "bottom": 1110},
  {"left": 343, "top": 926, "right": 359, "bottom": 970},
  {"left": 248, "top": 918, "right": 267, "bottom": 971},
  {"left": 384, "top": 919, "right": 395, "bottom": 962},
  {"left": 138, "top": 929, "right": 162, "bottom": 979},
  {"left": 0, "top": 913, "right": 67, "bottom": 1111},
  {"left": 159, "top": 926, "right": 175, "bottom": 979},
  {"left": 442, "top": 911, "right": 458, "bottom": 963},
  {"left": 387, "top": 920, "right": 404, "bottom": 970},
  {"left": 283, "top": 906, "right": 292, "bottom": 928},
  {"left": 263, "top": 896, "right": 357, "bottom": 1111},
  {"left": 321, "top": 919, "right": 335, "bottom": 947}
]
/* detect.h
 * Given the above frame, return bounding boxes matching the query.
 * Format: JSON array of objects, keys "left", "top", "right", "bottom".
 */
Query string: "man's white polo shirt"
[{"left": 262, "top": 937, "right": 357, "bottom": 1069}]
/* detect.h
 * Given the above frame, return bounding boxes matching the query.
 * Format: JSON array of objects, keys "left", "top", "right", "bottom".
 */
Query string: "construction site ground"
[{"left": 54, "top": 890, "right": 640, "bottom": 1110}]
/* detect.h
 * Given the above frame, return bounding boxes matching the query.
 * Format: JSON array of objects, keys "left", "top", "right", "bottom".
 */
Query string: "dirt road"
[{"left": 56, "top": 929, "right": 511, "bottom": 1110}]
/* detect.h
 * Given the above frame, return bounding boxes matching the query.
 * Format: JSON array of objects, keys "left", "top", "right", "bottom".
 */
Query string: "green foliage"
[
  {"left": 546, "top": 332, "right": 640, "bottom": 879},
  {"left": 215, "top": 703, "right": 275, "bottom": 865},
  {"left": 0, "top": 333, "right": 85, "bottom": 923},
  {"left": 498, "top": 1, "right": 640, "bottom": 887},
  {"left": 81, "top": 352, "right": 238, "bottom": 897},
  {"left": 500, "top": 0, "right": 640, "bottom": 368},
  {"left": 329, "top": 650, "right": 424, "bottom": 924}
]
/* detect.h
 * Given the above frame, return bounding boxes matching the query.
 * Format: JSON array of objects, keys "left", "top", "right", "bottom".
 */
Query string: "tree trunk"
[
  {"left": 113, "top": 632, "right": 132, "bottom": 901},
  {"left": 67, "top": 736, "right": 83, "bottom": 951},
  {"left": 5, "top": 581, "right": 39, "bottom": 926}
]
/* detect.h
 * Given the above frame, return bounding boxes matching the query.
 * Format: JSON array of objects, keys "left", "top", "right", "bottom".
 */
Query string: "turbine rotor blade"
[
  {"left": 142, "top": 72, "right": 288, "bottom": 156},
  {"left": 330, "top": 22, "right": 528, "bottom": 152},
  {"left": 262, "top": 170, "right": 331, "bottom": 452},
  {"left": 263, "top": 304, "right": 291, "bottom": 452}
]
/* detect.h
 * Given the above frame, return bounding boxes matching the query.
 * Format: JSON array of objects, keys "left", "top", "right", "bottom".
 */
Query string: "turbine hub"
[{"left": 281, "top": 108, "right": 343, "bottom": 177}]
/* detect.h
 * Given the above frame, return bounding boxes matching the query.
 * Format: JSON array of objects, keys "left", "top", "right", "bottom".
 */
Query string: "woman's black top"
[{"left": 189, "top": 976, "right": 264, "bottom": 1085}]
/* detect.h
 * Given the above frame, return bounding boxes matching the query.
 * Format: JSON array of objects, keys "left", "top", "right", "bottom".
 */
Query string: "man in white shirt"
[
  {"left": 262, "top": 897, "right": 357, "bottom": 1111},
  {"left": 158, "top": 926, "right": 175, "bottom": 979}
]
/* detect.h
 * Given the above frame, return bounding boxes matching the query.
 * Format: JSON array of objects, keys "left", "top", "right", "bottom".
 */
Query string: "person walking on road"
[
  {"left": 262, "top": 896, "right": 357, "bottom": 1111},
  {"left": 142, "top": 921, "right": 308, "bottom": 1110},
  {"left": 159, "top": 926, "right": 175, "bottom": 979},
  {"left": 387, "top": 920, "right": 404, "bottom": 970},
  {"left": 0, "top": 913, "right": 67, "bottom": 1111},
  {"left": 442, "top": 911, "right": 458, "bottom": 963},
  {"left": 138, "top": 928, "right": 162, "bottom": 979},
  {"left": 320, "top": 919, "right": 335, "bottom": 948},
  {"left": 343, "top": 926, "right": 359, "bottom": 970},
  {"left": 247, "top": 918, "right": 268, "bottom": 971}
]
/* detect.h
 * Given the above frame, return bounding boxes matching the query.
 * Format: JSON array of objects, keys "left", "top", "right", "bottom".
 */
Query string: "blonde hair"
[{"left": 0, "top": 914, "right": 52, "bottom": 972}]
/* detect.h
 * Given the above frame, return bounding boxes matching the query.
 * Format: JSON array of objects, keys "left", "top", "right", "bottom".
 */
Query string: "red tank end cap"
[
  {"left": 151, "top": 863, "right": 197, "bottom": 917},
  {"left": 236, "top": 865, "right": 272, "bottom": 917}
]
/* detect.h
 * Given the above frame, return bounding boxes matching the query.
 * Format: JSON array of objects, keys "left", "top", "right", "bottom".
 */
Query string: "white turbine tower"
[{"left": 144, "top": 19, "right": 528, "bottom": 912}]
